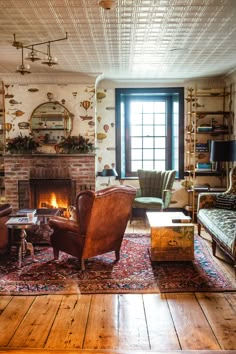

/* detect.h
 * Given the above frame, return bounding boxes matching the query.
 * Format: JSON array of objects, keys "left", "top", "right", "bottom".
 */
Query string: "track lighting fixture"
[{"left": 13, "top": 32, "right": 68, "bottom": 74}]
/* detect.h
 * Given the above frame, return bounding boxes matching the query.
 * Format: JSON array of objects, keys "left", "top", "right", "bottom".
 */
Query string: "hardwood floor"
[{"left": 0, "top": 218, "right": 235, "bottom": 353}]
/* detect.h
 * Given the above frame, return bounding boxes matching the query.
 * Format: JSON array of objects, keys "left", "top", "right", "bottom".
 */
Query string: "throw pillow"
[{"left": 215, "top": 194, "right": 236, "bottom": 210}]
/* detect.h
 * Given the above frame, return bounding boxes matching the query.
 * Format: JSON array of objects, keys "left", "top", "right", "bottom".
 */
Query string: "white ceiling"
[{"left": 0, "top": 0, "right": 236, "bottom": 82}]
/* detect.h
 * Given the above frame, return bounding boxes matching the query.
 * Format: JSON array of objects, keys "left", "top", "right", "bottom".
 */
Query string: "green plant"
[
  {"left": 57, "top": 134, "right": 95, "bottom": 153},
  {"left": 6, "top": 133, "right": 40, "bottom": 153}
]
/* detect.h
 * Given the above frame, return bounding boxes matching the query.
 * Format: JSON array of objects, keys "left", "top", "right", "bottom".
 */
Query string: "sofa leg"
[
  {"left": 197, "top": 223, "right": 201, "bottom": 236},
  {"left": 212, "top": 240, "right": 217, "bottom": 256}
]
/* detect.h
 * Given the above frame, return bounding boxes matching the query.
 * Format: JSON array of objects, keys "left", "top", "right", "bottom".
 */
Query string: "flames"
[{"left": 38, "top": 192, "right": 68, "bottom": 210}]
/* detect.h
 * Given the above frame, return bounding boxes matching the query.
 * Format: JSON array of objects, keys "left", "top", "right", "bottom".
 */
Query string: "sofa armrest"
[{"left": 197, "top": 193, "right": 218, "bottom": 212}]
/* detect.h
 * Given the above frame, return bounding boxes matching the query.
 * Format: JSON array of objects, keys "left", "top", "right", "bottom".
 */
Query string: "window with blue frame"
[{"left": 115, "top": 87, "right": 184, "bottom": 179}]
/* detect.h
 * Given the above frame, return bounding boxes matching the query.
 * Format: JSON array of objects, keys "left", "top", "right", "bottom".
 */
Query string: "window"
[{"left": 115, "top": 87, "right": 184, "bottom": 179}]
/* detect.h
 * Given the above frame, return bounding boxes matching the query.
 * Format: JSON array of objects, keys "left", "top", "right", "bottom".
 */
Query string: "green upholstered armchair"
[{"left": 132, "top": 169, "right": 176, "bottom": 214}]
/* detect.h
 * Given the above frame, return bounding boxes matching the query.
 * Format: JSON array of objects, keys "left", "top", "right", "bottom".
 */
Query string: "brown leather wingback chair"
[
  {"left": 0, "top": 203, "right": 13, "bottom": 254},
  {"left": 48, "top": 185, "right": 136, "bottom": 270}
]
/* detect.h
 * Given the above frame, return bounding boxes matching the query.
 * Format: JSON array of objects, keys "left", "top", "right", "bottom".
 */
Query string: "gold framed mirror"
[{"left": 30, "top": 102, "right": 73, "bottom": 145}]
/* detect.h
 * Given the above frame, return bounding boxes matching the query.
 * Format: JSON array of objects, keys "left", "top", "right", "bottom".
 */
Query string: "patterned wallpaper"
[{"left": 4, "top": 83, "right": 96, "bottom": 153}]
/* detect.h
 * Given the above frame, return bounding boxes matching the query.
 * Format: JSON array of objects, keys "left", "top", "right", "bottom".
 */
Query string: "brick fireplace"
[{"left": 4, "top": 153, "right": 96, "bottom": 212}]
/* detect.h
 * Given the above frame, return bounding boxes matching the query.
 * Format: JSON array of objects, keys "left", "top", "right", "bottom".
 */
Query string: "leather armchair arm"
[
  {"left": 0, "top": 203, "right": 12, "bottom": 217},
  {"left": 48, "top": 216, "right": 80, "bottom": 233},
  {"left": 162, "top": 189, "right": 172, "bottom": 209}
]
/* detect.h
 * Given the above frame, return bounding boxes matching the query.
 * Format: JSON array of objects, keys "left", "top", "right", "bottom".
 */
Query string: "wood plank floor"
[{"left": 0, "top": 218, "right": 235, "bottom": 353}]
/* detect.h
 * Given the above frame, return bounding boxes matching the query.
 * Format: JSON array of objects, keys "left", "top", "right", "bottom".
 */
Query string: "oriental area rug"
[{"left": 0, "top": 234, "right": 235, "bottom": 295}]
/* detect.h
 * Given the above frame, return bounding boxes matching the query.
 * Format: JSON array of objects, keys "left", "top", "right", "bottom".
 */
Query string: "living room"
[{"left": 0, "top": 1, "right": 236, "bottom": 353}]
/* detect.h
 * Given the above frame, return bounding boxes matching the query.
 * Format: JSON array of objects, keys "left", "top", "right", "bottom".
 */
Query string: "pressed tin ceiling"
[{"left": 0, "top": 0, "right": 236, "bottom": 81}]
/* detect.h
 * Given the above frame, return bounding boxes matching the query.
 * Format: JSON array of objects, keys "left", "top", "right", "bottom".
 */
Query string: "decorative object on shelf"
[
  {"left": 56, "top": 134, "right": 95, "bottom": 154},
  {"left": 5, "top": 123, "right": 12, "bottom": 141},
  {"left": 12, "top": 32, "right": 68, "bottom": 74},
  {"left": 101, "top": 168, "right": 118, "bottom": 185},
  {"left": 5, "top": 133, "right": 40, "bottom": 154}
]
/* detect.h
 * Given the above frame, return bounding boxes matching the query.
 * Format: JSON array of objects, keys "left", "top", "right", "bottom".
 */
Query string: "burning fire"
[
  {"left": 50, "top": 193, "right": 58, "bottom": 208},
  {"left": 39, "top": 192, "right": 68, "bottom": 210}
]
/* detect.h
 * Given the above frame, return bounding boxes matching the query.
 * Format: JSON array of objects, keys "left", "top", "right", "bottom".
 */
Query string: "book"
[
  {"left": 6, "top": 216, "right": 38, "bottom": 225},
  {"left": 171, "top": 213, "right": 192, "bottom": 223},
  {"left": 16, "top": 209, "right": 37, "bottom": 216},
  {"left": 172, "top": 216, "right": 191, "bottom": 223}
]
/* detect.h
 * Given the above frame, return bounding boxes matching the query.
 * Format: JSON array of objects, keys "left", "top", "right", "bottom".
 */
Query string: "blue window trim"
[{"left": 115, "top": 87, "right": 184, "bottom": 179}]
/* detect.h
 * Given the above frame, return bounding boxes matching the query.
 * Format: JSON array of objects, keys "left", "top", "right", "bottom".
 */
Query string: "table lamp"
[
  {"left": 210, "top": 140, "right": 236, "bottom": 187},
  {"left": 210, "top": 140, "right": 236, "bottom": 171},
  {"left": 101, "top": 168, "right": 118, "bottom": 185}
]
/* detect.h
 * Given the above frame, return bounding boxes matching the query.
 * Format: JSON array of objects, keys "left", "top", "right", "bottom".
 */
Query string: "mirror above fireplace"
[{"left": 30, "top": 101, "right": 74, "bottom": 146}]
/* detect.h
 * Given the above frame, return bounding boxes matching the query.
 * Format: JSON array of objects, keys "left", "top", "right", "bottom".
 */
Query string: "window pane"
[
  {"left": 131, "top": 149, "right": 142, "bottom": 159},
  {"left": 130, "top": 114, "right": 142, "bottom": 125},
  {"left": 143, "top": 149, "right": 153, "bottom": 159},
  {"left": 154, "top": 161, "right": 166, "bottom": 170},
  {"left": 143, "top": 137, "right": 154, "bottom": 148},
  {"left": 143, "top": 161, "right": 154, "bottom": 170},
  {"left": 155, "top": 137, "right": 165, "bottom": 147},
  {"left": 131, "top": 125, "right": 142, "bottom": 136},
  {"left": 131, "top": 161, "right": 143, "bottom": 171},
  {"left": 154, "top": 113, "right": 166, "bottom": 124},
  {"left": 143, "top": 113, "right": 153, "bottom": 124},
  {"left": 155, "top": 149, "right": 165, "bottom": 159},
  {"left": 143, "top": 125, "right": 153, "bottom": 136},
  {"left": 154, "top": 125, "right": 166, "bottom": 136},
  {"left": 131, "top": 137, "right": 142, "bottom": 148}
]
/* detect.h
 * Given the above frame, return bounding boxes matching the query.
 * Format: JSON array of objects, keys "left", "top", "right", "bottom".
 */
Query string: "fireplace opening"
[{"left": 29, "top": 179, "right": 76, "bottom": 215}]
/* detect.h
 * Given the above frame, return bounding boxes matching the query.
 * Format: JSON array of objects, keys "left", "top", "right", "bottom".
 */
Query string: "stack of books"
[
  {"left": 195, "top": 163, "right": 212, "bottom": 171},
  {"left": 196, "top": 143, "right": 209, "bottom": 152}
]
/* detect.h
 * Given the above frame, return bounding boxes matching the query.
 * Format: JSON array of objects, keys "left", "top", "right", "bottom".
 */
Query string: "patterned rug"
[{"left": 0, "top": 234, "right": 235, "bottom": 295}]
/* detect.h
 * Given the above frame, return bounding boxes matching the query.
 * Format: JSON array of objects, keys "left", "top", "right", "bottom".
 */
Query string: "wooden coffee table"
[{"left": 146, "top": 212, "right": 195, "bottom": 262}]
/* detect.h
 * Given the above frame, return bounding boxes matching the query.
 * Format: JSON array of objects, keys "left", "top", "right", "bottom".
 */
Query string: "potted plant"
[
  {"left": 5, "top": 133, "right": 40, "bottom": 154},
  {"left": 56, "top": 134, "right": 95, "bottom": 154}
]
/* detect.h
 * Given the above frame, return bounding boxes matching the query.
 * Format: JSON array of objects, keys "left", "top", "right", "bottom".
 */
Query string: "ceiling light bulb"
[
  {"left": 25, "top": 50, "right": 41, "bottom": 62},
  {"left": 16, "top": 63, "right": 31, "bottom": 75},
  {"left": 42, "top": 55, "right": 58, "bottom": 66}
]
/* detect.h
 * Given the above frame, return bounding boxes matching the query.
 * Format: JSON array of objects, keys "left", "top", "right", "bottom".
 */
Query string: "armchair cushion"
[{"left": 134, "top": 197, "right": 163, "bottom": 209}]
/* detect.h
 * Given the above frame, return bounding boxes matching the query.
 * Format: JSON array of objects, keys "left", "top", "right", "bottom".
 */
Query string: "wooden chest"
[{"left": 150, "top": 225, "right": 194, "bottom": 261}]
